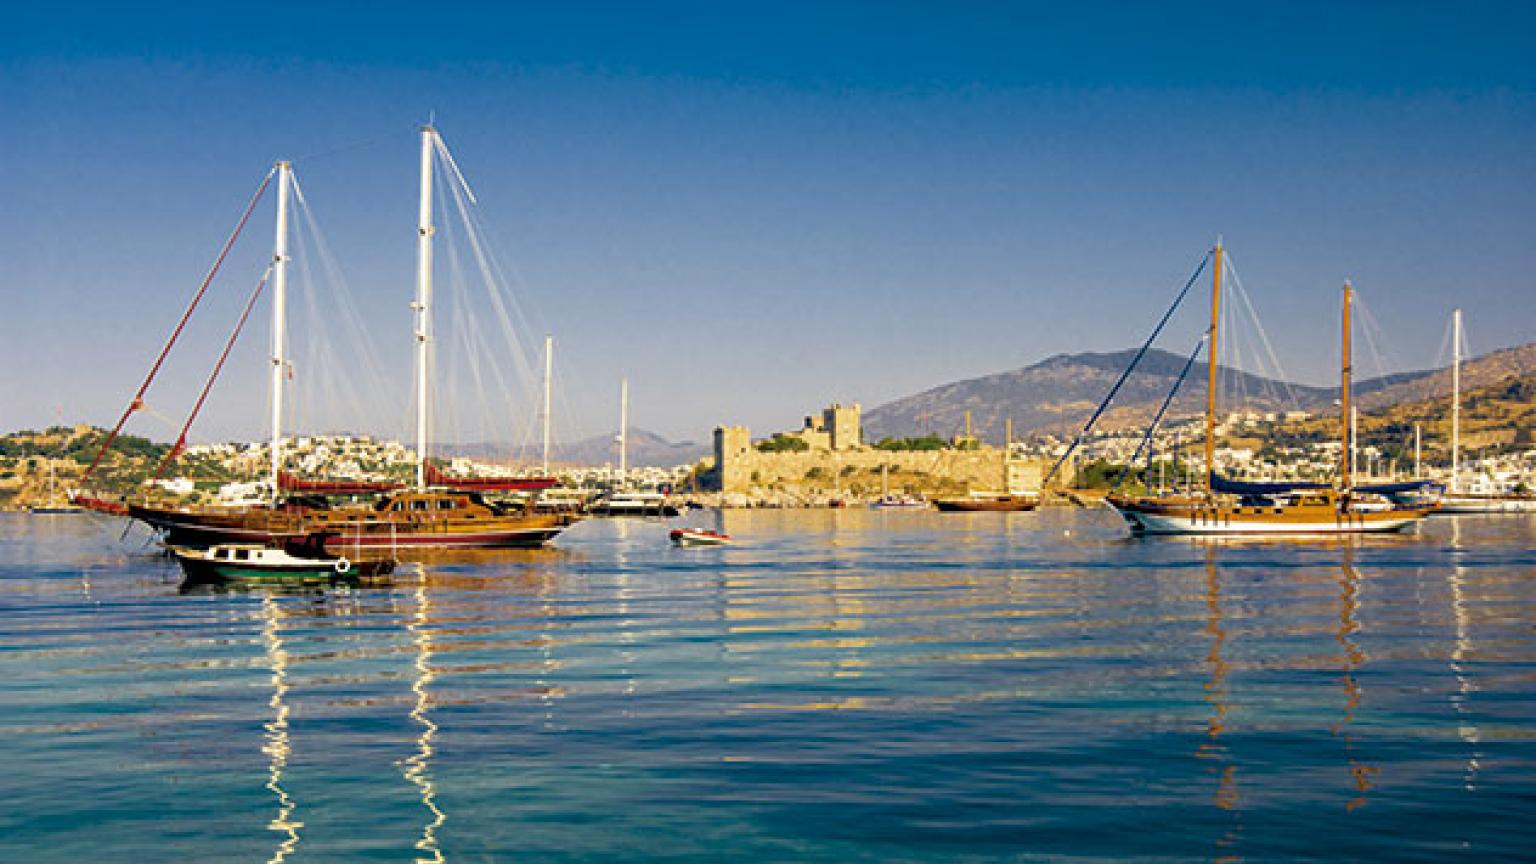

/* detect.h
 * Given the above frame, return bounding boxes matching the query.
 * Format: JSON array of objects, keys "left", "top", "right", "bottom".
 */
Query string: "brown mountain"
[{"left": 862, "top": 343, "right": 1535, "bottom": 442}]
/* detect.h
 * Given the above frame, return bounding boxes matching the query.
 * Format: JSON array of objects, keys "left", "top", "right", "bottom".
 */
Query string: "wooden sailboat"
[
  {"left": 1107, "top": 245, "right": 1432, "bottom": 535},
  {"left": 123, "top": 128, "right": 575, "bottom": 550},
  {"left": 1435, "top": 310, "right": 1536, "bottom": 513}
]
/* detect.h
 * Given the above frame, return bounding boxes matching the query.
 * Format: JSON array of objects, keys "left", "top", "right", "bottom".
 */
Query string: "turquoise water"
[{"left": 3, "top": 509, "right": 1534, "bottom": 862}]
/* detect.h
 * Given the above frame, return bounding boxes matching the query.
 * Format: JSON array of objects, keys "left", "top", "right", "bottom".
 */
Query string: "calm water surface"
[{"left": 3, "top": 508, "right": 1534, "bottom": 862}]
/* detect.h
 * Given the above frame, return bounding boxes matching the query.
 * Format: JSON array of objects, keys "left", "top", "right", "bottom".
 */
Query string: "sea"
[{"left": 3, "top": 508, "right": 1534, "bottom": 862}]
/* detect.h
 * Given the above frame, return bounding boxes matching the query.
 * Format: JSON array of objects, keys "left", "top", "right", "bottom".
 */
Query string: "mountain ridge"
[{"left": 863, "top": 342, "right": 1536, "bottom": 442}]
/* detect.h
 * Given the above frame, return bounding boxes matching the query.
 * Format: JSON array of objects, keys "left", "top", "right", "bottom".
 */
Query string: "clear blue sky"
[{"left": 2, "top": 1, "right": 1533, "bottom": 447}]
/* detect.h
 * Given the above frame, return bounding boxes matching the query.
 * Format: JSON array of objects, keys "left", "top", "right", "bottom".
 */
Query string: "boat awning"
[{"left": 1210, "top": 474, "right": 1331, "bottom": 496}]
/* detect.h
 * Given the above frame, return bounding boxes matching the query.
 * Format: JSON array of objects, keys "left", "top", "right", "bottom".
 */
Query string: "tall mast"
[
  {"left": 1340, "top": 281, "right": 1353, "bottom": 490},
  {"left": 268, "top": 161, "right": 292, "bottom": 503},
  {"left": 413, "top": 126, "right": 436, "bottom": 490},
  {"left": 1414, "top": 424, "right": 1422, "bottom": 479},
  {"left": 1451, "top": 308, "right": 1462, "bottom": 493},
  {"left": 618, "top": 378, "right": 629, "bottom": 487},
  {"left": 541, "top": 335, "right": 553, "bottom": 475},
  {"left": 1205, "top": 239, "right": 1223, "bottom": 492}
]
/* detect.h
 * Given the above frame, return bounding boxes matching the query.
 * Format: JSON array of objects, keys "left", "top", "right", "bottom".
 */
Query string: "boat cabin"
[{"left": 369, "top": 490, "right": 514, "bottom": 517}]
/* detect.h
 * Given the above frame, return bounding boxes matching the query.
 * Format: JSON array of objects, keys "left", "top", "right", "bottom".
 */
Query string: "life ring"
[{"left": 334, "top": 558, "right": 351, "bottom": 574}]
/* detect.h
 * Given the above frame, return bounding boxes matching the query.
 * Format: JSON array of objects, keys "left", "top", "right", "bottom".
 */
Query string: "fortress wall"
[{"left": 716, "top": 445, "right": 1050, "bottom": 495}]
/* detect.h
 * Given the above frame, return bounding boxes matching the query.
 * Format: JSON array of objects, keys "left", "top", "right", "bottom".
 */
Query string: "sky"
[{"left": 2, "top": 1, "right": 1534, "bottom": 450}]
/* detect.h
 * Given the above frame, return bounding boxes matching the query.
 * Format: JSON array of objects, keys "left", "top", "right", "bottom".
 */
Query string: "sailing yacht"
[
  {"left": 116, "top": 128, "right": 575, "bottom": 550},
  {"left": 1107, "top": 244, "right": 1432, "bottom": 535},
  {"left": 1435, "top": 310, "right": 1536, "bottom": 513}
]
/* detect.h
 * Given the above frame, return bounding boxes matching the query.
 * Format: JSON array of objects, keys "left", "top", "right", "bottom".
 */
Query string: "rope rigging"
[
  {"left": 1041, "top": 250, "right": 1211, "bottom": 488},
  {"left": 154, "top": 267, "right": 273, "bottom": 480},
  {"left": 81, "top": 168, "right": 276, "bottom": 485},
  {"left": 1111, "top": 335, "right": 1206, "bottom": 493}
]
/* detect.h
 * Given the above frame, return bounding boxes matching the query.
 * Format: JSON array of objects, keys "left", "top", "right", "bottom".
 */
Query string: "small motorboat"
[
  {"left": 669, "top": 528, "right": 732, "bottom": 547},
  {"left": 172, "top": 535, "right": 395, "bottom": 584},
  {"left": 869, "top": 494, "right": 928, "bottom": 509}
]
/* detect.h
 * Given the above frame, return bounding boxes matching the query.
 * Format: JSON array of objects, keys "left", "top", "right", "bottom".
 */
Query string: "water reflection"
[
  {"left": 1334, "top": 549, "right": 1377, "bottom": 811},
  {"left": 1448, "top": 517, "right": 1482, "bottom": 791},
  {"left": 400, "top": 569, "right": 445, "bottom": 863},
  {"left": 5, "top": 511, "right": 1536, "bottom": 862},
  {"left": 1197, "top": 550, "right": 1242, "bottom": 862},
  {"left": 258, "top": 594, "right": 302, "bottom": 863}
]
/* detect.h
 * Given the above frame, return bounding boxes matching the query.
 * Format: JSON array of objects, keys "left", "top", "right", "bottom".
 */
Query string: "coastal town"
[{"left": 6, "top": 367, "right": 1533, "bottom": 512}]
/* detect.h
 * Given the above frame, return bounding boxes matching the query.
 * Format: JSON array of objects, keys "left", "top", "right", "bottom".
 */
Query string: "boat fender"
[{"left": 334, "top": 558, "right": 351, "bottom": 574}]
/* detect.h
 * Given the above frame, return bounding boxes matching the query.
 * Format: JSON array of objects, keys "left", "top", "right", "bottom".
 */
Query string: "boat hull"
[
  {"left": 670, "top": 529, "right": 730, "bottom": 546},
  {"left": 587, "top": 503, "right": 680, "bottom": 518},
  {"left": 129, "top": 503, "right": 572, "bottom": 551},
  {"left": 933, "top": 496, "right": 1038, "bottom": 512},
  {"left": 1434, "top": 495, "right": 1536, "bottom": 514},
  {"left": 1108, "top": 498, "right": 1429, "bottom": 535},
  {"left": 176, "top": 555, "right": 395, "bottom": 583}
]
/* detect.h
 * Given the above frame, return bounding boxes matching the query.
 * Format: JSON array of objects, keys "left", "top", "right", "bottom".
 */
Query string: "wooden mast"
[
  {"left": 1340, "top": 281, "right": 1353, "bottom": 490},
  {"left": 1205, "top": 239, "right": 1223, "bottom": 492}
]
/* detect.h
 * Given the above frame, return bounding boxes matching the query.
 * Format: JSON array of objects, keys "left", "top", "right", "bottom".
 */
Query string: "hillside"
[
  {"left": 1292, "top": 371, "right": 1536, "bottom": 461},
  {"left": 862, "top": 343, "right": 1533, "bottom": 442},
  {"left": 0, "top": 426, "right": 170, "bottom": 509}
]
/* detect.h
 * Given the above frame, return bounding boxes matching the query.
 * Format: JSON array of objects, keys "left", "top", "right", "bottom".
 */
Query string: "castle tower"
[
  {"left": 713, "top": 425, "right": 752, "bottom": 492},
  {"left": 823, "top": 403, "right": 862, "bottom": 451}
]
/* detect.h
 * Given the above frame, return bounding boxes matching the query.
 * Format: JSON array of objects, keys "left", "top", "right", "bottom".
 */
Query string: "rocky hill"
[
  {"left": 863, "top": 343, "right": 1534, "bottom": 442},
  {"left": 0, "top": 425, "right": 170, "bottom": 509}
]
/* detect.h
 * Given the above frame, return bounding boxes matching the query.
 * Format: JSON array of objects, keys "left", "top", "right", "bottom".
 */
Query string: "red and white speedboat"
[{"left": 669, "top": 528, "right": 732, "bottom": 547}]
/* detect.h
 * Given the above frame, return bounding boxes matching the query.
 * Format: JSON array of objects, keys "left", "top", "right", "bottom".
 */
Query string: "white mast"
[
  {"left": 541, "top": 335, "right": 554, "bottom": 475},
  {"left": 413, "top": 127, "right": 436, "bottom": 490},
  {"left": 1451, "top": 308, "right": 1462, "bottom": 493},
  {"left": 618, "top": 378, "right": 629, "bottom": 488},
  {"left": 268, "top": 161, "right": 292, "bottom": 503},
  {"left": 1414, "top": 424, "right": 1422, "bottom": 479}
]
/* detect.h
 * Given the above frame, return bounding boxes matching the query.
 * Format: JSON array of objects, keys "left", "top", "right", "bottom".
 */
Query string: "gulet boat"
[
  {"left": 83, "top": 127, "right": 576, "bottom": 551},
  {"left": 1107, "top": 243, "right": 1432, "bottom": 535}
]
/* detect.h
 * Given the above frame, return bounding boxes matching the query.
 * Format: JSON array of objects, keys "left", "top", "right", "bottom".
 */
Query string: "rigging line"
[
  {"left": 1222, "top": 252, "right": 1299, "bottom": 410},
  {"left": 436, "top": 153, "right": 544, "bottom": 449},
  {"left": 433, "top": 137, "right": 546, "bottom": 381},
  {"left": 1042, "top": 251, "right": 1211, "bottom": 488},
  {"left": 440, "top": 213, "right": 502, "bottom": 453},
  {"left": 1352, "top": 290, "right": 1395, "bottom": 390},
  {"left": 439, "top": 150, "right": 539, "bottom": 392},
  {"left": 82, "top": 167, "right": 276, "bottom": 485},
  {"left": 154, "top": 266, "right": 273, "bottom": 480},
  {"left": 290, "top": 173, "right": 401, "bottom": 436},
  {"left": 1112, "top": 336, "right": 1206, "bottom": 493},
  {"left": 432, "top": 130, "right": 479, "bottom": 205}
]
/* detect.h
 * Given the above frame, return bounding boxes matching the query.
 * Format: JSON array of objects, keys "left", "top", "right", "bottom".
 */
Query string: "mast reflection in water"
[{"left": 3, "top": 510, "right": 1535, "bottom": 861}]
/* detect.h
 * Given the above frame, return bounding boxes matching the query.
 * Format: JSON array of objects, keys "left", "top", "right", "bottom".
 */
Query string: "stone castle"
[{"left": 710, "top": 402, "right": 1046, "bottom": 496}]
